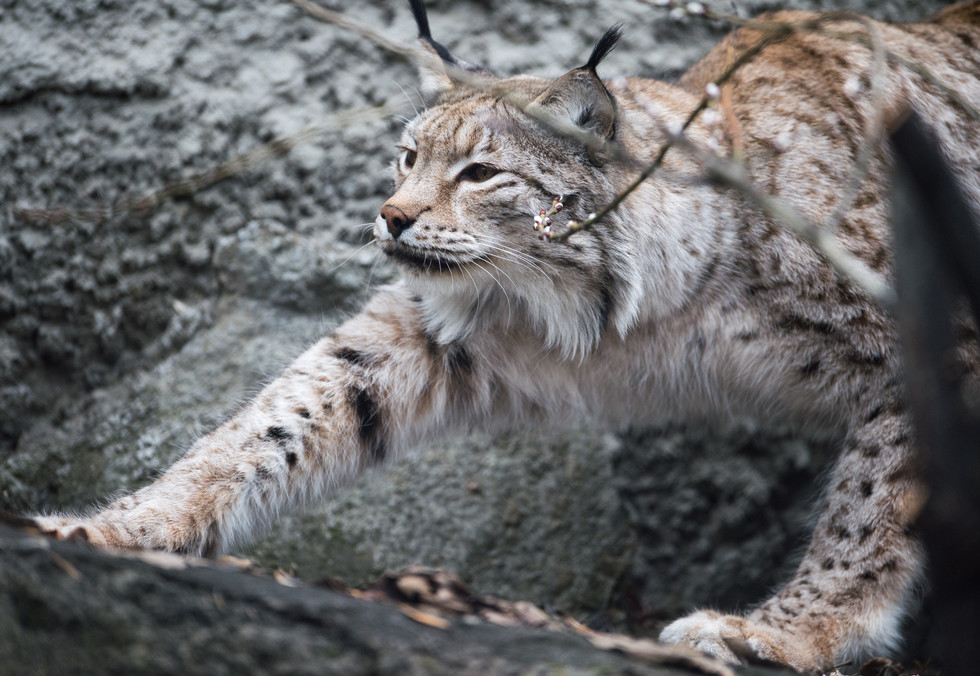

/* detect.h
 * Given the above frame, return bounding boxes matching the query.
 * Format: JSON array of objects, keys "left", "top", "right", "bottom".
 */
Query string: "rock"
[
  {"left": 246, "top": 430, "right": 636, "bottom": 616},
  {"left": 0, "top": 0, "right": 949, "bottom": 667},
  {"left": 1, "top": 523, "right": 798, "bottom": 676}
]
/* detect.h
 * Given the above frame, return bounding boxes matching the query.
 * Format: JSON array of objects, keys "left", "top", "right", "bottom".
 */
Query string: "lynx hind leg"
[{"left": 661, "top": 409, "right": 925, "bottom": 672}]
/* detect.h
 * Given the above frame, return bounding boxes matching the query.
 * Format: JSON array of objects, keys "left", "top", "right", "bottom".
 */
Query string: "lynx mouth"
[{"left": 382, "top": 243, "right": 467, "bottom": 274}]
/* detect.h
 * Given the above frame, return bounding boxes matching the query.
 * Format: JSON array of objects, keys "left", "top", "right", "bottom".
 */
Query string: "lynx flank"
[{"left": 34, "top": 0, "right": 980, "bottom": 671}]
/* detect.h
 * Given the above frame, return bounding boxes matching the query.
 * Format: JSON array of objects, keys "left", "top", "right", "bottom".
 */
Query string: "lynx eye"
[
  {"left": 399, "top": 148, "right": 417, "bottom": 173},
  {"left": 458, "top": 163, "right": 499, "bottom": 183}
]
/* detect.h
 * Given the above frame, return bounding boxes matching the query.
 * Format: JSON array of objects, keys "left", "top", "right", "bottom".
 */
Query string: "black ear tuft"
[
  {"left": 408, "top": 0, "right": 433, "bottom": 40},
  {"left": 408, "top": 0, "right": 455, "bottom": 63},
  {"left": 585, "top": 25, "right": 623, "bottom": 72},
  {"left": 407, "top": 0, "right": 496, "bottom": 103}
]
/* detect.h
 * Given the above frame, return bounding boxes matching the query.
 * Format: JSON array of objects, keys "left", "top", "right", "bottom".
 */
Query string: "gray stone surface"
[
  {"left": 0, "top": 0, "right": 947, "bottom": 661},
  {"left": 248, "top": 430, "right": 636, "bottom": 617},
  {"left": 3, "top": 523, "right": 801, "bottom": 676}
]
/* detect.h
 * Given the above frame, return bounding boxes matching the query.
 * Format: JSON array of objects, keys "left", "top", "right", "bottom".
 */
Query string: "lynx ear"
[
  {"left": 408, "top": 0, "right": 493, "bottom": 104},
  {"left": 531, "top": 26, "right": 622, "bottom": 141}
]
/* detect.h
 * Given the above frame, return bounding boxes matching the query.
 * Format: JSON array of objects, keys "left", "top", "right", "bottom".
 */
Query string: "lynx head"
[{"left": 374, "top": 1, "right": 649, "bottom": 358}]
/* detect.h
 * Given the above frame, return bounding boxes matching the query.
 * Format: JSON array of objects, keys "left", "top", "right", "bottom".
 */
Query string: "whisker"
[
  {"left": 351, "top": 222, "right": 377, "bottom": 230},
  {"left": 392, "top": 80, "right": 420, "bottom": 117},
  {"left": 471, "top": 259, "right": 512, "bottom": 317},
  {"left": 468, "top": 234, "right": 559, "bottom": 278},
  {"left": 405, "top": 84, "right": 425, "bottom": 109},
  {"left": 483, "top": 256, "right": 521, "bottom": 290},
  {"left": 487, "top": 248, "right": 552, "bottom": 278},
  {"left": 460, "top": 261, "right": 483, "bottom": 299},
  {"left": 466, "top": 273, "right": 479, "bottom": 298},
  {"left": 366, "top": 248, "right": 387, "bottom": 288},
  {"left": 326, "top": 238, "right": 379, "bottom": 275},
  {"left": 490, "top": 240, "right": 557, "bottom": 271},
  {"left": 478, "top": 246, "right": 553, "bottom": 282}
]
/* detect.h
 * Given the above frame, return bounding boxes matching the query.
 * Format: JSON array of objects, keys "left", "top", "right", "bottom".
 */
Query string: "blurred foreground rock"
[{"left": 0, "top": 522, "right": 796, "bottom": 676}]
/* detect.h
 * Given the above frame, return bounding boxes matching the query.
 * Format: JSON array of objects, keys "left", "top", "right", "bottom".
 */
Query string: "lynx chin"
[{"left": 33, "top": 0, "right": 980, "bottom": 671}]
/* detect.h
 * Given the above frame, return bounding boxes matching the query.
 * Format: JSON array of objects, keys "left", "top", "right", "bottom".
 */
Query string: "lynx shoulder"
[{"left": 33, "top": 0, "right": 980, "bottom": 671}]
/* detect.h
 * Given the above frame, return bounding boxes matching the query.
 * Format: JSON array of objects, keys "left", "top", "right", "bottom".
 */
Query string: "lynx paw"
[
  {"left": 659, "top": 610, "right": 813, "bottom": 671},
  {"left": 32, "top": 515, "right": 126, "bottom": 549}
]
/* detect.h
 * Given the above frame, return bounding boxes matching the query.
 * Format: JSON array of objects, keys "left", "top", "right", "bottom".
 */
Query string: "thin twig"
[
  {"left": 826, "top": 18, "right": 889, "bottom": 233},
  {"left": 289, "top": 0, "right": 421, "bottom": 62},
  {"left": 819, "top": 28, "right": 980, "bottom": 125},
  {"left": 289, "top": 0, "right": 635, "bottom": 164},
  {"left": 563, "top": 2, "right": 980, "bottom": 247},
  {"left": 642, "top": 0, "right": 980, "bottom": 125},
  {"left": 668, "top": 128, "right": 896, "bottom": 306},
  {"left": 14, "top": 98, "right": 406, "bottom": 226},
  {"left": 16, "top": 0, "right": 634, "bottom": 228},
  {"left": 546, "top": 14, "right": 835, "bottom": 241},
  {"left": 719, "top": 38, "right": 745, "bottom": 160},
  {"left": 16, "top": 0, "right": 971, "bottom": 312}
]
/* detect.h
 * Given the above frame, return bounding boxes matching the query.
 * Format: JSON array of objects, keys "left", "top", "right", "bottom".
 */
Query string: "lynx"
[{"left": 34, "top": 0, "right": 980, "bottom": 671}]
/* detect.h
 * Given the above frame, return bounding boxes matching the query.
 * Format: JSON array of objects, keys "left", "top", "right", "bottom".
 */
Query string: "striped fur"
[{"left": 35, "top": 1, "right": 980, "bottom": 671}]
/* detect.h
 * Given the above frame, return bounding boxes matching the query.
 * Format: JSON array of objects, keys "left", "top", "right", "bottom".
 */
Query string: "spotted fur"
[{"left": 34, "top": 1, "right": 980, "bottom": 671}]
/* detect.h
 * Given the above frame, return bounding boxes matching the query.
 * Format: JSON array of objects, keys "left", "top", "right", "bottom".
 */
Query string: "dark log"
[{"left": 891, "top": 111, "right": 980, "bottom": 675}]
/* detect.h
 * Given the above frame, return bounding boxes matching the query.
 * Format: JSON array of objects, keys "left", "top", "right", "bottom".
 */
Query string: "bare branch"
[
  {"left": 289, "top": 0, "right": 635, "bottom": 165},
  {"left": 17, "top": 0, "right": 970, "bottom": 311},
  {"left": 821, "top": 28, "right": 980, "bottom": 125},
  {"left": 668, "top": 129, "right": 896, "bottom": 306},
  {"left": 14, "top": 98, "right": 407, "bottom": 226},
  {"left": 826, "top": 18, "right": 889, "bottom": 233},
  {"left": 546, "top": 13, "right": 832, "bottom": 242},
  {"left": 289, "top": 0, "right": 422, "bottom": 62}
]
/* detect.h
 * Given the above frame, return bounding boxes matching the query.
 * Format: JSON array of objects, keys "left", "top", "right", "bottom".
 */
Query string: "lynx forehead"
[{"left": 31, "top": 0, "right": 980, "bottom": 672}]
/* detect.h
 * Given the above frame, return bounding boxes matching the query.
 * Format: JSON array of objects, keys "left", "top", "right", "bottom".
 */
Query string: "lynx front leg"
[
  {"left": 34, "top": 286, "right": 487, "bottom": 555},
  {"left": 660, "top": 406, "right": 925, "bottom": 673}
]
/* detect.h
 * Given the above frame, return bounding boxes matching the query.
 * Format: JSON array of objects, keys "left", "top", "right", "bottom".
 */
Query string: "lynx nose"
[{"left": 380, "top": 205, "right": 414, "bottom": 239}]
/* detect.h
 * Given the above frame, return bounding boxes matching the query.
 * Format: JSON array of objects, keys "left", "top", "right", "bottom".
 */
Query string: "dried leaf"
[
  {"left": 273, "top": 570, "right": 300, "bottom": 587},
  {"left": 50, "top": 552, "right": 82, "bottom": 581},
  {"left": 216, "top": 555, "right": 253, "bottom": 571},
  {"left": 510, "top": 600, "right": 550, "bottom": 627},
  {"left": 588, "top": 633, "right": 736, "bottom": 676},
  {"left": 0, "top": 510, "right": 46, "bottom": 535},
  {"left": 478, "top": 609, "right": 523, "bottom": 628},
  {"left": 395, "top": 574, "right": 432, "bottom": 600},
  {"left": 856, "top": 656, "right": 942, "bottom": 676},
  {"left": 397, "top": 603, "right": 451, "bottom": 630},
  {"left": 125, "top": 549, "right": 191, "bottom": 570},
  {"left": 563, "top": 616, "right": 597, "bottom": 635}
]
